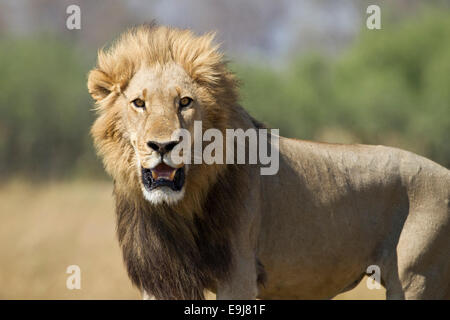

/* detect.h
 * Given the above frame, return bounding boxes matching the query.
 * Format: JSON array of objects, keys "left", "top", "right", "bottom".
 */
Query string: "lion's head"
[{"left": 88, "top": 25, "right": 239, "bottom": 207}]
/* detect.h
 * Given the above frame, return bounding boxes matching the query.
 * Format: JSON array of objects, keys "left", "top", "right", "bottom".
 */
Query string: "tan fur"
[{"left": 89, "top": 24, "right": 450, "bottom": 299}]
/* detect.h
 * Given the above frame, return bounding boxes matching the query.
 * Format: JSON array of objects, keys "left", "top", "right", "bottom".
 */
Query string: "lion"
[{"left": 88, "top": 24, "right": 450, "bottom": 300}]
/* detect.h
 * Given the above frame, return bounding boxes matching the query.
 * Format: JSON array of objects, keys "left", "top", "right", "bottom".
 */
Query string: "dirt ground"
[{"left": 0, "top": 181, "right": 385, "bottom": 299}]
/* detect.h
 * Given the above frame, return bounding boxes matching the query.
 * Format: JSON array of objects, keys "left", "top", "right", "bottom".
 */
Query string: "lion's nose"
[{"left": 147, "top": 140, "right": 179, "bottom": 155}]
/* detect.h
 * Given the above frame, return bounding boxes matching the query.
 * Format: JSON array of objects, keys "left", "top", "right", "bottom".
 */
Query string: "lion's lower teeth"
[{"left": 151, "top": 170, "right": 177, "bottom": 181}]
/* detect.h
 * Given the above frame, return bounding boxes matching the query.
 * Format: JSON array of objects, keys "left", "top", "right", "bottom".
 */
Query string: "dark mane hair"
[{"left": 115, "top": 165, "right": 245, "bottom": 299}]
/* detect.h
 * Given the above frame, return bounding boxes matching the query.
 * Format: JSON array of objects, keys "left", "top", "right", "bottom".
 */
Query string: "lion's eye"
[
  {"left": 132, "top": 98, "right": 145, "bottom": 109},
  {"left": 179, "top": 97, "right": 192, "bottom": 108}
]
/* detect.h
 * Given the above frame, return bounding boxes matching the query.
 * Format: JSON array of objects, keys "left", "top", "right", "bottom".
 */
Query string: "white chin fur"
[{"left": 142, "top": 186, "right": 185, "bottom": 205}]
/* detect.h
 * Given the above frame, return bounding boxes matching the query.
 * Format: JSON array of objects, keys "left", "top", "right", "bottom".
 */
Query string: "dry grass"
[
  {"left": 0, "top": 180, "right": 138, "bottom": 299},
  {"left": 0, "top": 181, "right": 385, "bottom": 299}
]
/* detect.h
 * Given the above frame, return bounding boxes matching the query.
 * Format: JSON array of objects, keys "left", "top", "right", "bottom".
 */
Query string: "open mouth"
[{"left": 141, "top": 163, "right": 185, "bottom": 192}]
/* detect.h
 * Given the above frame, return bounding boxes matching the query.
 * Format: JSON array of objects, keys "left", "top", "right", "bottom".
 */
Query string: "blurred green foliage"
[
  {"left": 0, "top": 36, "right": 102, "bottom": 180},
  {"left": 0, "top": 8, "right": 449, "bottom": 181},
  {"left": 237, "top": 8, "right": 450, "bottom": 168}
]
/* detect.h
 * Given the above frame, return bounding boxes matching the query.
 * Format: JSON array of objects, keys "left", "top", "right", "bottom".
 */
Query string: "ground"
[{"left": 0, "top": 181, "right": 385, "bottom": 299}]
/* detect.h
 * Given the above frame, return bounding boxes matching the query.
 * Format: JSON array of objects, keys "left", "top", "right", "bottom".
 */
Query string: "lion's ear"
[{"left": 87, "top": 69, "right": 115, "bottom": 102}]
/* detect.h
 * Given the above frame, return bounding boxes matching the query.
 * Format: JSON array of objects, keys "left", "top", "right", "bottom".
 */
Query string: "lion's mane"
[{"left": 89, "top": 24, "right": 263, "bottom": 299}]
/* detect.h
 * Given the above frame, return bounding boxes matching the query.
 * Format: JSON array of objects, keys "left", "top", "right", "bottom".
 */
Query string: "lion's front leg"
[
  {"left": 215, "top": 168, "right": 262, "bottom": 300},
  {"left": 216, "top": 252, "right": 259, "bottom": 300},
  {"left": 142, "top": 290, "right": 156, "bottom": 300}
]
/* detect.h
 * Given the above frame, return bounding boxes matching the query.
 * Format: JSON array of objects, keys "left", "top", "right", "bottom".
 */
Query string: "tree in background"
[
  {"left": 0, "top": 37, "right": 101, "bottom": 179},
  {"left": 238, "top": 8, "right": 450, "bottom": 167}
]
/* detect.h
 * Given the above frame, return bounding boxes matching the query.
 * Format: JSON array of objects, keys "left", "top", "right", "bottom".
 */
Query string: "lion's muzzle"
[{"left": 141, "top": 163, "right": 185, "bottom": 192}]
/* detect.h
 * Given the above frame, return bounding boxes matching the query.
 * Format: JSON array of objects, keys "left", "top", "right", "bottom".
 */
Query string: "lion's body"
[
  {"left": 257, "top": 139, "right": 450, "bottom": 299},
  {"left": 88, "top": 25, "right": 450, "bottom": 300}
]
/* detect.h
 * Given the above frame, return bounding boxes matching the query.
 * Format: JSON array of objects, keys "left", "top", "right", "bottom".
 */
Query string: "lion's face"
[
  {"left": 124, "top": 63, "right": 202, "bottom": 205},
  {"left": 88, "top": 25, "right": 237, "bottom": 207}
]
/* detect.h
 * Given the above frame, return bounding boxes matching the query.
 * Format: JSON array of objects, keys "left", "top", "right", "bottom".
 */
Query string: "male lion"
[{"left": 88, "top": 24, "right": 450, "bottom": 299}]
